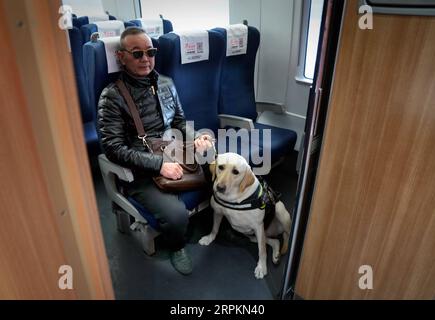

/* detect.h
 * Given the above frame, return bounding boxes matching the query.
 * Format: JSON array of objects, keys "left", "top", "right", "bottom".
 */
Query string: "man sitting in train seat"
[{"left": 97, "top": 27, "right": 213, "bottom": 275}]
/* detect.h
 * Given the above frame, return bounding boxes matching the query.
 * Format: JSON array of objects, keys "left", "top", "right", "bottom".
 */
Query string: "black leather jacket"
[{"left": 97, "top": 70, "right": 195, "bottom": 175}]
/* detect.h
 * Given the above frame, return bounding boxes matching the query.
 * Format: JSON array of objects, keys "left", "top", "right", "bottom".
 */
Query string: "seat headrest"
[
  {"left": 174, "top": 30, "right": 209, "bottom": 64},
  {"left": 134, "top": 18, "right": 164, "bottom": 39},
  {"left": 225, "top": 24, "right": 248, "bottom": 56},
  {"left": 100, "top": 37, "right": 122, "bottom": 74},
  {"left": 94, "top": 20, "right": 125, "bottom": 38},
  {"left": 86, "top": 14, "right": 109, "bottom": 23}
]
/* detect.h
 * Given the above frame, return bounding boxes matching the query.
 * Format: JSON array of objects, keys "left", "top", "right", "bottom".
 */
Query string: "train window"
[
  {"left": 139, "top": 0, "right": 229, "bottom": 31},
  {"left": 297, "top": 0, "right": 324, "bottom": 82}
]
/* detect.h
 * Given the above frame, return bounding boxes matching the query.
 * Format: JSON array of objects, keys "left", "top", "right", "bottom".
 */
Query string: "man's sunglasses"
[{"left": 120, "top": 48, "right": 158, "bottom": 59}]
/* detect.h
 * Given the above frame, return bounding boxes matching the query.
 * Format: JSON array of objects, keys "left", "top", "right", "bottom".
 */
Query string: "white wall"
[
  {"left": 283, "top": 0, "right": 310, "bottom": 150},
  {"left": 102, "top": 0, "right": 139, "bottom": 21},
  {"left": 257, "top": 0, "right": 294, "bottom": 103}
]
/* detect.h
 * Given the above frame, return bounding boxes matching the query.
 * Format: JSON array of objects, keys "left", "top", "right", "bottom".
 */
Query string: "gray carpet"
[{"left": 91, "top": 151, "right": 298, "bottom": 300}]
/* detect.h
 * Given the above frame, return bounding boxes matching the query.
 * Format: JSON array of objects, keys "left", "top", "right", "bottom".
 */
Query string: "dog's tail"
[{"left": 275, "top": 201, "right": 292, "bottom": 255}]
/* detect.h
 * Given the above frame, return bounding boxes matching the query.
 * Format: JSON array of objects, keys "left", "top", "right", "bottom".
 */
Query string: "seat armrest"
[
  {"left": 97, "top": 155, "right": 210, "bottom": 227},
  {"left": 256, "top": 101, "right": 286, "bottom": 115},
  {"left": 98, "top": 154, "right": 134, "bottom": 182},
  {"left": 98, "top": 154, "right": 148, "bottom": 223},
  {"left": 218, "top": 114, "right": 254, "bottom": 131}
]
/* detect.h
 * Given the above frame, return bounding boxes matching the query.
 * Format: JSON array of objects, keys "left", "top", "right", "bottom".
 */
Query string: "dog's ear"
[
  {"left": 239, "top": 169, "right": 255, "bottom": 193},
  {"left": 209, "top": 161, "right": 217, "bottom": 181}
]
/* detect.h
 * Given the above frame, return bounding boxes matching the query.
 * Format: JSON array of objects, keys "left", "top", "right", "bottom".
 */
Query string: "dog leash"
[{"left": 202, "top": 136, "right": 217, "bottom": 160}]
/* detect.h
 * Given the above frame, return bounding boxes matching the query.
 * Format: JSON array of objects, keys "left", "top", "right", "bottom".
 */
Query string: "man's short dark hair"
[{"left": 120, "top": 27, "right": 146, "bottom": 49}]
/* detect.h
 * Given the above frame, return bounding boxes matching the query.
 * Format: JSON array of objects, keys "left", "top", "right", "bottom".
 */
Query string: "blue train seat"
[
  {"left": 72, "top": 14, "right": 117, "bottom": 28},
  {"left": 158, "top": 30, "right": 224, "bottom": 135},
  {"left": 80, "top": 20, "right": 136, "bottom": 43},
  {"left": 213, "top": 25, "right": 298, "bottom": 165},
  {"left": 69, "top": 16, "right": 119, "bottom": 158},
  {"left": 158, "top": 30, "right": 271, "bottom": 172},
  {"left": 130, "top": 17, "right": 173, "bottom": 35},
  {"left": 83, "top": 36, "right": 210, "bottom": 255},
  {"left": 68, "top": 26, "right": 100, "bottom": 157}
]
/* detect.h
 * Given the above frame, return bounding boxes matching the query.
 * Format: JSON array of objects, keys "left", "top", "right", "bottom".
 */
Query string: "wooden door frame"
[
  {"left": 0, "top": 0, "right": 113, "bottom": 299},
  {"left": 280, "top": 0, "right": 345, "bottom": 300},
  {"left": 293, "top": 0, "right": 435, "bottom": 299}
]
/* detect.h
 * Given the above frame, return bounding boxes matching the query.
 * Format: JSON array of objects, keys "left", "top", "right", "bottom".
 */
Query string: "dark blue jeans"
[{"left": 124, "top": 176, "right": 188, "bottom": 252}]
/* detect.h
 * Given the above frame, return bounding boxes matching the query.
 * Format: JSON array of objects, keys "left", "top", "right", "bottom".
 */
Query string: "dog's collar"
[{"left": 213, "top": 183, "right": 266, "bottom": 211}]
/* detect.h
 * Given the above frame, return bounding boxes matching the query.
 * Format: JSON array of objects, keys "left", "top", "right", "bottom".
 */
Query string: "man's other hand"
[{"left": 194, "top": 134, "right": 214, "bottom": 154}]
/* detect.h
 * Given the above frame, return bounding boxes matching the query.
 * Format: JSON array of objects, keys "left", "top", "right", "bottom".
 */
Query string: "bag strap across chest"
[
  {"left": 116, "top": 79, "right": 153, "bottom": 150},
  {"left": 116, "top": 79, "right": 146, "bottom": 137}
]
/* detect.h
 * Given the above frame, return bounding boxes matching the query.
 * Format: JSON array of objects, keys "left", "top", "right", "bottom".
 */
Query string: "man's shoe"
[{"left": 170, "top": 248, "right": 192, "bottom": 275}]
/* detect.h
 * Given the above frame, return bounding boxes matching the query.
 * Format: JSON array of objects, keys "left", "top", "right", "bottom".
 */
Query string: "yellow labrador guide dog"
[{"left": 199, "top": 153, "right": 292, "bottom": 279}]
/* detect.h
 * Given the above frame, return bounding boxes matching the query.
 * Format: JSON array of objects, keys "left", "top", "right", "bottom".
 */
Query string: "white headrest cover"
[
  {"left": 175, "top": 30, "right": 209, "bottom": 64},
  {"left": 225, "top": 24, "right": 248, "bottom": 56},
  {"left": 88, "top": 14, "right": 109, "bottom": 23},
  {"left": 95, "top": 20, "right": 125, "bottom": 38},
  {"left": 136, "top": 18, "right": 164, "bottom": 39},
  {"left": 102, "top": 36, "right": 121, "bottom": 74}
]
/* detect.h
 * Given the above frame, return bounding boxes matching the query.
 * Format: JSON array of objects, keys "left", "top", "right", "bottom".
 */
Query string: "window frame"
[{"left": 295, "top": 0, "right": 322, "bottom": 85}]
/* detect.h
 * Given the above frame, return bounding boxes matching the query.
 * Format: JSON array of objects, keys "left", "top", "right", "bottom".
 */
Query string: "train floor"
[{"left": 92, "top": 151, "right": 299, "bottom": 300}]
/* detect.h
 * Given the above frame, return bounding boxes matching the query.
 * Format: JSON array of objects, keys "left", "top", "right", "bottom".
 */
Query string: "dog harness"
[{"left": 213, "top": 177, "right": 281, "bottom": 229}]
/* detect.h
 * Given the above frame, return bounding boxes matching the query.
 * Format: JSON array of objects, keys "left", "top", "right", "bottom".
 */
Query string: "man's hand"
[
  {"left": 194, "top": 134, "right": 214, "bottom": 154},
  {"left": 160, "top": 162, "right": 183, "bottom": 180}
]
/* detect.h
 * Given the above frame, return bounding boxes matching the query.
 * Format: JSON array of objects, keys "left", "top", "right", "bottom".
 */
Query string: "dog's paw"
[
  {"left": 199, "top": 235, "right": 215, "bottom": 246},
  {"left": 270, "top": 240, "right": 281, "bottom": 264},
  {"left": 272, "top": 252, "right": 280, "bottom": 265},
  {"left": 254, "top": 264, "right": 267, "bottom": 279}
]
